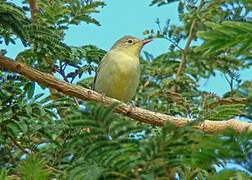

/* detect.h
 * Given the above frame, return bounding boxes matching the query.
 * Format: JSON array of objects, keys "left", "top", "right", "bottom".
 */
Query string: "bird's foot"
[
  {"left": 126, "top": 102, "right": 136, "bottom": 115},
  {"left": 100, "top": 92, "right": 106, "bottom": 103}
]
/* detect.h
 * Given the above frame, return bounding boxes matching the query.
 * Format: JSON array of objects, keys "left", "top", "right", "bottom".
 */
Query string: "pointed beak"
[{"left": 142, "top": 39, "right": 152, "bottom": 46}]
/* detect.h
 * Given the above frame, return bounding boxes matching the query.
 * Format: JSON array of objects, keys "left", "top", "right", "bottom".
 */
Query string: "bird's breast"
[
  {"left": 95, "top": 51, "right": 140, "bottom": 102},
  {"left": 112, "top": 53, "right": 140, "bottom": 89},
  {"left": 115, "top": 54, "right": 140, "bottom": 77}
]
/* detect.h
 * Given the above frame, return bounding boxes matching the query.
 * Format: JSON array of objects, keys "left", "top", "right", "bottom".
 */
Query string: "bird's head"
[{"left": 111, "top": 36, "right": 152, "bottom": 57}]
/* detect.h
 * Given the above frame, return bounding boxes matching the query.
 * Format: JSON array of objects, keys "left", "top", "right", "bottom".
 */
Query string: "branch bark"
[{"left": 0, "top": 55, "right": 251, "bottom": 134}]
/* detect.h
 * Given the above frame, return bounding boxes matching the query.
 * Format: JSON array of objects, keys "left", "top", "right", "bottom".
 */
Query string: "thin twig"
[
  {"left": 57, "top": 139, "right": 66, "bottom": 166},
  {"left": 172, "top": 0, "right": 205, "bottom": 92},
  {"left": 134, "top": 75, "right": 152, "bottom": 106},
  {"left": 56, "top": 62, "right": 80, "bottom": 108},
  {"left": 4, "top": 127, "right": 29, "bottom": 154},
  {"left": 156, "top": 20, "right": 183, "bottom": 51},
  {"left": 3, "top": 126, "right": 63, "bottom": 174},
  {"left": 6, "top": 144, "right": 16, "bottom": 165},
  {"left": 27, "top": 0, "right": 39, "bottom": 19},
  {"left": 45, "top": 165, "right": 63, "bottom": 173}
]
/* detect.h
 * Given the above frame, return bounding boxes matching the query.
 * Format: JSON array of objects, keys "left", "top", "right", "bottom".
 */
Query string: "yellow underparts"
[{"left": 94, "top": 50, "right": 140, "bottom": 102}]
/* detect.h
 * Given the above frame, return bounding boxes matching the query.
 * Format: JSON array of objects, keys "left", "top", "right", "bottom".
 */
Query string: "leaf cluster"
[
  {"left": 1, "top": 100, "right": 251, "bottom": 179},
  {"left": 196, "top": 21, "right": 252, "bottom": 56}
]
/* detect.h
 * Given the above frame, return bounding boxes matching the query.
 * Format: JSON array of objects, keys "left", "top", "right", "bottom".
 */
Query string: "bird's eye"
[{"left": 128, "top": 40, "right": 133, "bottom": 43}]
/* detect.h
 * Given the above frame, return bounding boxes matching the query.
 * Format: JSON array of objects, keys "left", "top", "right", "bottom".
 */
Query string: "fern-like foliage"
[
  {"left": 150, "top": 0, "right": 179, "bottom": 7},
  {"left": 0, "top": 1, "right": 28, "bottom": 46},
  {"left": 1, "top": 1, "right": 105, "bottom": 74},
  {"left": 195, "top": 21, "right": 252, "bottom": 56},
  {"left": 57, "top": 102, "right": 148, "bottom": 179},
  {"left": 0, "top": 1, "right": 71, "bottom": 62},
  {"left": 207, "top": 169, "right": 251, "bottom": 180},
  {"left": 37, "top": 0, "right": 105, "bottom": 27},
  {"left": 0, "top": 74, "right": 59, "bottom": 171},
  {"left": 18, "top": 155, "right": 52, "bottom": 180}
]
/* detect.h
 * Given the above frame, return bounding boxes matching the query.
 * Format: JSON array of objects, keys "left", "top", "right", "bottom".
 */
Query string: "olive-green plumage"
[{"left": 94, "top": 36, "right": 151, "bottom": 102}]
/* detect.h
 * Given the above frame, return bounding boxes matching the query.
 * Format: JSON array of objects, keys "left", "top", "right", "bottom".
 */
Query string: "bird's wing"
[{"left": 93, "top": 52, "right": 111, "bottom": 90}]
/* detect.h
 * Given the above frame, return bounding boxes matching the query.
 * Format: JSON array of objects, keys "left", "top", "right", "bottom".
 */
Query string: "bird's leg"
[
  {"left": 96, "top": 90, "right": 106, "bottom": 103},
  {"left": 126, "top": 101, "right": 136, "bottom": 115},
  {"left": 100, "top": 91, "right": 105, "bottom": 103}
]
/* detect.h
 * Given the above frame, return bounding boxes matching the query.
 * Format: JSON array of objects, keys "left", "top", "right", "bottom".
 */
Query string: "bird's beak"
[{"left": 142, "top": 39, "right": 152, "bottom": 46}]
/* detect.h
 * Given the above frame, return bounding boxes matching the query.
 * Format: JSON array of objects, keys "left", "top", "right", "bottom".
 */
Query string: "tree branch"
[{"left": 0, "top": 55, "right": 251, "bottom": 134}]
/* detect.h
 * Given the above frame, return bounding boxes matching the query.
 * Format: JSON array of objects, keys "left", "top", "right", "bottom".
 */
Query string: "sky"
[
  {"left": 64, "top": 0, "right": 178, "bottom": 55},
  {"left": 3, "top": 0, "right": 251, "bottom": 174}
]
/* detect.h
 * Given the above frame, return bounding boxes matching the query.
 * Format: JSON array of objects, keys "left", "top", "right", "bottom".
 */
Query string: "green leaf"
[
  {"left": 0, "top": 168, "right": 8, "bottom": 180},
  {"left": 24, "top": 82, "right": 35, "bottom": 99},
  {"left": 18, "top": 155, "right": 52, "bottom": 180},
  {"left": 197, "top": 31, "right": 228, "bottom": 40}
]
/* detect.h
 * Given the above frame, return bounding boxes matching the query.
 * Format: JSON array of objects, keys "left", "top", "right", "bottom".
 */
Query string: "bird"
[{"left": 94, "top": 36, "right": 152, "bottom": 102}]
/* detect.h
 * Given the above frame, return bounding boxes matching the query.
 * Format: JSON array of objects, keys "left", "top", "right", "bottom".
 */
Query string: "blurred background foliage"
[{"left": 0, "top": 0, "right": 251, "bottom": 179}]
